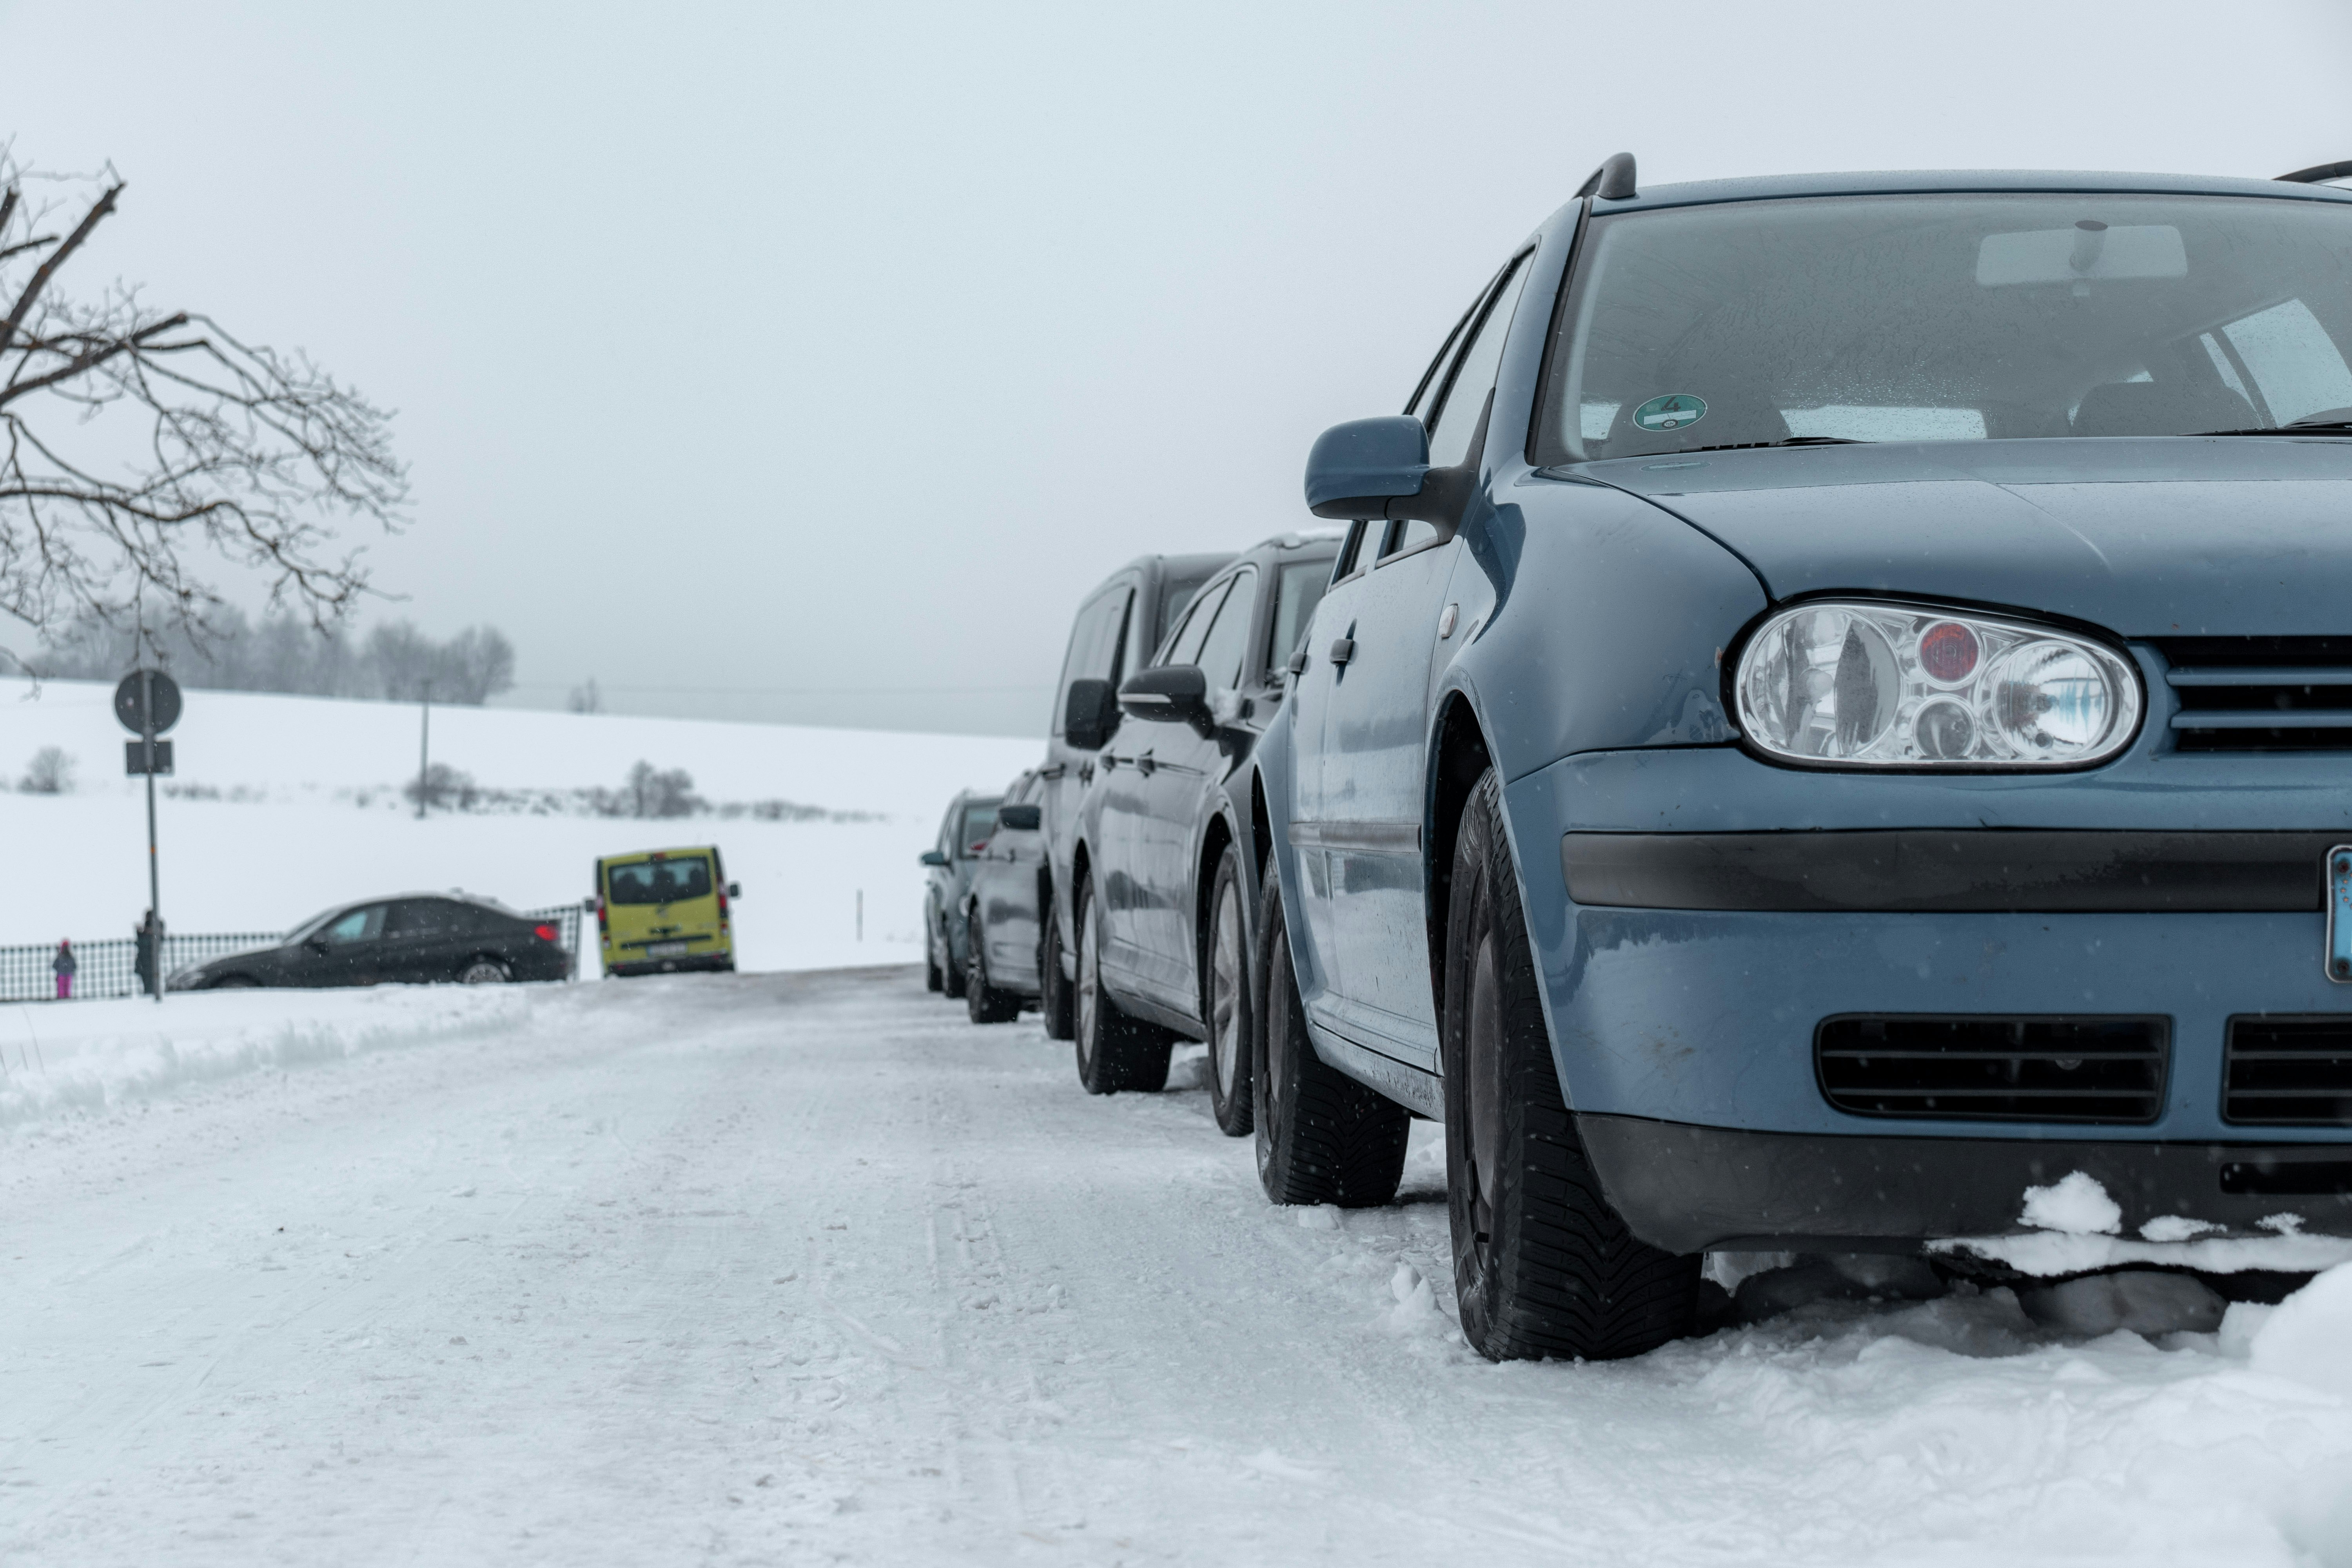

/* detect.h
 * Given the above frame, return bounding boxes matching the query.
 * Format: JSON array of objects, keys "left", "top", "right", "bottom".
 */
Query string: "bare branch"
[{"left": 0, "top": 181, "right": 119, "bottom": 357}]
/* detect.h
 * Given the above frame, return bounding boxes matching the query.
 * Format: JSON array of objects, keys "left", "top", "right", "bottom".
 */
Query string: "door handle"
[
  {"left": 1039, "top": 763, "right": 1067, "bottom": 780},
  {"left": 1329, "top": 637, "right": 1355, "bottom": 666},
  {"left": 1078, "top": 762, "right": 1094, "bottom": 784},
  {"left": 1138, "top": 755, "right": 1157, "bottom": 777}
]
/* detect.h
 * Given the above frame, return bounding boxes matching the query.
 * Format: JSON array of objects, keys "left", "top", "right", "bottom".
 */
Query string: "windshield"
[{"left": 1537, "top": 193, "right": 2352, "bottom": 463}]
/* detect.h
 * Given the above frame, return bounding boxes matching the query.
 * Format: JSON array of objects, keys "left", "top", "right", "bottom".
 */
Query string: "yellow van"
[{"left": 593, "top": 846, "right": 739, "bottom": 976}]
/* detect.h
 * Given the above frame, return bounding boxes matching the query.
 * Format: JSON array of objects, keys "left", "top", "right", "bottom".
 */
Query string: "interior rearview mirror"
[
  {"left": 1063, "top": 677, "right": 1120, "bottom": 751},
  {"left": 997, "top": 803, "right": 1041, "bottom": 831},
  {"left": 919, "top": 849, "right": 949, "bottom": 867},
  {"left": 1120, "top": 665, "right": 1214, "bottom": 735}
]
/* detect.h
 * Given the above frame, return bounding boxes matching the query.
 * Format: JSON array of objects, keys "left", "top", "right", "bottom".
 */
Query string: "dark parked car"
[
  {"left": 920, "top": 789, "right": 1001, "bottom": 997},
  {"left": 1256, "top": 154, "right": 2352, "bottom": 1363},
  {"left": 1036, "top": 552, "right": 1230, "bottom": 1041},
  {"left": 169, "top": 894, "right": 572, "bottom": 989},
  {"left": 1063, "top": 531, "right": 1341, "bottom": 1120},
  {"left": 960, "top": 772, "right": 1049, "bottom": 1024}
]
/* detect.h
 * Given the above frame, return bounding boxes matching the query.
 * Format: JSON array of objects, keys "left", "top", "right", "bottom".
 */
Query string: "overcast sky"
[{"left": 2, "top": 0, "right": 2349, "bottom": 735}]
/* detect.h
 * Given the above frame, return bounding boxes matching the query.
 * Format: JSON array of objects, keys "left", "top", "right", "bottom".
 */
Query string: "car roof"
[
  {"left": 354, "top": 891, "right": 522, "bottom": 915},
  {"left": 597, "top": 846, "right": 719, "bottom": 863},
  {"left": 1573, "top": 167, "right": 2352, "bottom": 221}
]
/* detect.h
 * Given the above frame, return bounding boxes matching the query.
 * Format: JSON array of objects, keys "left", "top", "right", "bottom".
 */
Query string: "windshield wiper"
[
  {"left": 2191, "top": 414, "right": 2352, "bottom": 437},
  {"left": 1674, "top": 436, "right": 1869, "bottom": 454}
]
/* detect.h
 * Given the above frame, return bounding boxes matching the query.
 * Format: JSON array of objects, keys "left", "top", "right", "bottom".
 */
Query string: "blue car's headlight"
[{"left": 1733, "top": 601, "right": 2143, "bottom": 768}]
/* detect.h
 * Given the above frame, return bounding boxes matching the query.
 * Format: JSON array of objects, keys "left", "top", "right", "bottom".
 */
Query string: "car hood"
[{"left": 1575, "top": 437, "right": 2352, "bottom": 637}]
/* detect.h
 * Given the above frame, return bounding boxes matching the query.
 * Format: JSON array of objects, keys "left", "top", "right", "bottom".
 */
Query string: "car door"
[
  {"left": 1044, "top": 581, "right": 1134, "bottom": 953},
  {"left": 1130, "top": 565, "right": 1259, "bottom": 1015},
  {"left": 982, "top": 780, "right": 1045, "bottom": 989},
  {"left": 1306, "top": 252, "right": 1531, "bottom": 1069},
  {"left": 1100, "top": 577, "right": 1226, "bottom": 984},
  {"left": 384, "top": 898, "right": 470, "bottom": 982},
  {"left": 307, "top": 902, "right": 390, "bottom": 986}
]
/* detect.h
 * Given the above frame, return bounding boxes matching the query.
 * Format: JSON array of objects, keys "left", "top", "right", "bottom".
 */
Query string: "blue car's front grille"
[
  {"left": 1817, "top": 1014, "right": 2168, "bottom": 1123},
  {"left": 2160, "top": 637, "right": 2352, "bottom": 752},
  {"left": 2223, "top": 1016, "right": 2352, "bottom": 1126}
]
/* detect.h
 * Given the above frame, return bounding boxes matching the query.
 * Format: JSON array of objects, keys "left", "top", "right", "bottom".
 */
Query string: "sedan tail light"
[{"left": 535, "top": 923, "right": 559, "bottom": 942}]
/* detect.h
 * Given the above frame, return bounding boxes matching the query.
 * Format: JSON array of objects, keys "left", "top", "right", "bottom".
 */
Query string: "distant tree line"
[{"left": 31, "top": 608, "right": 516, "bottom": 704}]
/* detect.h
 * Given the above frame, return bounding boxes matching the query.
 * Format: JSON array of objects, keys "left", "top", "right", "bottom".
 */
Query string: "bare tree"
[
  {"left": 0, "top": 151, "right": 405, "bottom": 653},
  {"left": 18, "top": 744, "right": 73, "bottom": 793}
]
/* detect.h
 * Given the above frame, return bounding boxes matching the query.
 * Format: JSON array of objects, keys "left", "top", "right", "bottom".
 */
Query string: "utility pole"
[{"left": 416, "top": 679, "right": 432, "bottom": 820}]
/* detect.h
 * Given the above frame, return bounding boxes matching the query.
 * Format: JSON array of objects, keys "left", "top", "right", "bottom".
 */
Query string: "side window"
[
  {"left": 1268, "top": 559, "right": 1332, "bottom": 676},
  {"left": 1331, "top": 520, "right": 1370, "bottom": 580},
  {"left": 1163, "top": 578, "right": 1232, "bottom": 668},
  {"left": 1380, "top": 519, "right": 1441, "bottom": 561},
  {"left": 1426, "top": 253, "right": 1532, "bottom": 469},
  {"left": 1193, "top": 568, "right": 1259, "bottom": 691},
  {"left": 1406, "top": 262, "right": 1509, "bottom": 418},
  {"left": 1101, "top": 588, "right": 1137, "bottom": 688},
  {"left": 1053, "top": 593, "right": 1114, "bottom": 735},
  {"left": 2219, "top": 298, "right": 2352, "bottom": 426},
  {"left": 322, "top": 905, "right": 385, "bottom": 945},
  {"left": 383, "top": 899, "right": 453, "bottom": 941}
]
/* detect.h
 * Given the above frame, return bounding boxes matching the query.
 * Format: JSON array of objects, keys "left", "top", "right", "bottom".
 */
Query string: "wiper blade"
[
  {"left": 2190, "top": 419, "right": 2352, "bottom": 437},
  {"left": 1673, "top": 436, "right": 1868, "bottom": 454}
]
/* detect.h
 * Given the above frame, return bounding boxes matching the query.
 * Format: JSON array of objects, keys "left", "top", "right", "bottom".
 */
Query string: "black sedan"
[{"left": 169, "top": 894, "right": 573, "bottom": 989}]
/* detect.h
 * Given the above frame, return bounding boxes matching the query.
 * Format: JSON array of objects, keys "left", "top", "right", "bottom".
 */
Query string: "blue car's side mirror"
[
  {"left": 919, "top": 849, "right": 949, "bottom": 867},
  {"left": 1304, "top": 416, "right": 1430, "bottom": 519}
]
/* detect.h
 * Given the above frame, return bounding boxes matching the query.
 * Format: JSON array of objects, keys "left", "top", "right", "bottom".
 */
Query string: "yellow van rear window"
[{"left": 608, "top": 857, "right": 713, "bottom": 905}]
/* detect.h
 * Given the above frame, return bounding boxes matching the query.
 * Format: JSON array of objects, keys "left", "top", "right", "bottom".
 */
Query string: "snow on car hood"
[{"left": 1578, "top": 437, "right": 2352, "bottom": 638}]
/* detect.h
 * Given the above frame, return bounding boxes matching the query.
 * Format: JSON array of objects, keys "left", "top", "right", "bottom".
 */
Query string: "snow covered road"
[{"left": 6, "top": 971, "right": 2352, "bottom": 1564}]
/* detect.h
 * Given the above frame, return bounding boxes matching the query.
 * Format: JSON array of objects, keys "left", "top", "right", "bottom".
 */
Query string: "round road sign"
[{"left": 114, "top": 669, "right": 183, "bottom": 735}]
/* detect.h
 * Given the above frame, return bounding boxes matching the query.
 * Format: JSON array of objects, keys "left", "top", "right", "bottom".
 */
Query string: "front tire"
[
  {"left": 1443, "top": 769, "right": 1699, "bottom": 1362},
  {"left": 1203, "top": 842, "right": 1253, "bottom": 1137},
  {"left": 942, "top": 907, "right": 969, "bottom": 1000},
  {"left": 964, "top": 913, "right": 1022, "bottom": 1024},
  {"left": 924, "top": 901, "right": 945, "bottom": 992},
  {"left": 1252, "top": 862, "right": 1408, "bottom": 1206},
  {"left": 1073, "top": 877, "right": 1171, "bottom": 1094},
  {"left": 1040, "top": 893, "right": 1074, "bottom": 1041}
]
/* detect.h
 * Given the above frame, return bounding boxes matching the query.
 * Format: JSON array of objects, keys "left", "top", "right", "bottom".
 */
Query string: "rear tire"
[
  {"left": 924, "top": 903, "right": 944, "bottom": 991},
  {"left": 458, "top": 958, "right": 510, "bottom": 985},
  {"left": 1040, "top": 893, "right": 1074, "bottom": 1041},
  {"left": 964, "top": 914, "right": 1022, "bottom": 1024},
  {"left": 1073, "top": 877, "right": 1171, "bottom": 1094},
  {"left": 1443, "top": 769, "right": 1699, "bottom": 1362},
  {"left": 1252, "top": 863, "right": 1408, "bottom": 1206},
  {"left": 1203, "top": 842, "right": 1254, "bottom": 1137}
]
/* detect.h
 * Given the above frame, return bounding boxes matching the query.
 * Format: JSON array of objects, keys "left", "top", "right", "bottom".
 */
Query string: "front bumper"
[
  {"left": 1492, "top": 746, "right": 2352, "bottom": 1245},
  {"left": 1578, "top": 1113, "right": 2352, "bottom": 1253}
]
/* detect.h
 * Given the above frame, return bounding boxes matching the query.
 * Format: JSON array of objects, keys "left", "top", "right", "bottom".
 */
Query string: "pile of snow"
[
  {"left": 1932, "top": 1169, "right": 2352, "bottom": 1277},
  {"left": 0, "top": 984, "right": 528, "bottom": 1130},
  {"left": 0, "top": 677, "right": 1038, "bottom": 971}
]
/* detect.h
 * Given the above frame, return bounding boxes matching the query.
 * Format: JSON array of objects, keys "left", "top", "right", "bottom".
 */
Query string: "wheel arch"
[
  {"left": 1192, "top": 807, "right": 1238, "bottom": 1022},
  {"left": 1425, "top": 690, "right": 1495, "bottom": 1025}
]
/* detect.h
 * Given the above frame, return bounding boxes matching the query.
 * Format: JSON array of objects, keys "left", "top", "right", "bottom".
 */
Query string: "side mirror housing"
[
  {"left": 305, "top": 936, "right": 330, "bottom": 956},
  {"left": 996, "top": 803, "right": 1042, "bottom": 831},
  {"left": 919, "top": 849, "right": 949, "bottom": 867},
  {"left": 1063, "top": 677, "right": 1120, "bottom": 751},
  {"left": 1304, "top": 416, "right": 1430, "bottom": 519},
  {"left": 1120, "top": 665, "right": 1213, "bottom": 734},
  {"left": 726, "top": 880, "right": 742, "bottom": 898}
]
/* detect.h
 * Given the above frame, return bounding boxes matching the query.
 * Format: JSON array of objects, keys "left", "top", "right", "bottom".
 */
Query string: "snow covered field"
[
  {"left": 7, "top": 972, "right": 2352, "bottom": 1565},
  {"left": 0, "top": 679, "right": 1038, "bottom": 972}
]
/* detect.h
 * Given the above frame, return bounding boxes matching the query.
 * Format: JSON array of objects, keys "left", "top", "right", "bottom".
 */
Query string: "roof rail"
[
  {"left": 2277, "top": 160, "right": 2352, "bottom": 185},
  {"left": 1574, "top": 151, "right": 1637, "bottom": 202}
]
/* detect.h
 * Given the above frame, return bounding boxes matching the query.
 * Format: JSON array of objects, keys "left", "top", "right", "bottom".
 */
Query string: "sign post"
[{"left": 116, "top": 668, "right": 182, "bottom": 1004}]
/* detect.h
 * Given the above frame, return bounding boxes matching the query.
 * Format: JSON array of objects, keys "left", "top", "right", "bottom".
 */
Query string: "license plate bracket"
[
  {"left": 646, "top": 939, "right": 691, "bottom": 957},
  {"left": 2328, "top": 845, "right": 2352, "bottom": 982}
]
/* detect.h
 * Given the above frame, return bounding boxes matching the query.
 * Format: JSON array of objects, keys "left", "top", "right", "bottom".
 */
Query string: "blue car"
[{"left": 1256, "top": 154, "right": 2352, "bottom": 1361}]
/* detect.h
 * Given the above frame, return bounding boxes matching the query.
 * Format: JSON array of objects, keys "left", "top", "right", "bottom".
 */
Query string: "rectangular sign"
[{"left": 124, "top": 739, "right": 175, "bottom": 776}]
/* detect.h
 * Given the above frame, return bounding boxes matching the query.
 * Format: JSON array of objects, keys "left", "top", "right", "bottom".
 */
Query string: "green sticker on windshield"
[{"left": 1633, "top": 393, "right": 1707, "bottom": 432}]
